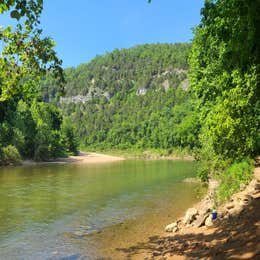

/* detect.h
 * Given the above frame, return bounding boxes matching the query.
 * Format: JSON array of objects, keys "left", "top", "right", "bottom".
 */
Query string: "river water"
[{"left": 0, "top": 159, "right": 205, "bottom": 259}]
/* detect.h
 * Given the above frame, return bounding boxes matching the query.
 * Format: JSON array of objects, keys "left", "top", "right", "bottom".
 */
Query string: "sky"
[{"left": 1, "top": 0, "right": 205, "bottom": 68}]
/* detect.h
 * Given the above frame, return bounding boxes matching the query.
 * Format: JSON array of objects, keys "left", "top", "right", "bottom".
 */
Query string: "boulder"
[
  {"left": 205, "top": 216, "right": 214, "bottom": 227},
  {"left": 165, "top": 222, "right": 178, "bottom": 232},
  {"left": 183, "top": 208, "right": 198, "bottom": 224},
  {"left": 194, "top": 213, "right": 209, "bottom": 228},
  {"left": 199, "top": 206, "right": 211, "bottom": 216},
  {"left": 246, "top": 180, "right": 260, "bottom": 195}
]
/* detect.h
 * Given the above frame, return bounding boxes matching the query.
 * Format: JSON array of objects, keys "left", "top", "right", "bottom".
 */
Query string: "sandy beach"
[
  {"left": 23, "top": 152, "right": 125, "bottom": 165},
  {"left": 57, "top": 152, "right": 125, "bottom": 164}
]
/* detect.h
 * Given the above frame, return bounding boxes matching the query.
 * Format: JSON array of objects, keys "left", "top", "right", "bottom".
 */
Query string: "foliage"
[
  {"left": 30, "top": 101, "right": 65, "bottom": 160},
  {"left": 42, "top": 43, "right": 190, "bottom": 99},
  {"left": 0, "top": 0, "right": 78, "bottom": 163},
  {"left": 0, "top": 0, "right": 65, "bottom": 101},
  {"left": 216, "top": 159, "right": 254, "bottom": 203},
  {"left": 61, "top": 118, "right": 79, "bottom": 155},
  {"left": 189, "top": 0, "right": 260, "bottom": 180},
  {"left": 43, "top": 43, "right": 198, "bottom": 152},
  {"left": 0, "top": 145, "right": 21, "bottom": 165}
]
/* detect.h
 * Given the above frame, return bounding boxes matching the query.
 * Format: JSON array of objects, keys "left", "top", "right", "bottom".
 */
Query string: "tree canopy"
[
  {"left": 0, "top": 0, "right": 64, "bottom": 101},
  {"left": 0, "top": 0, "right": 77, "bottom": 164}
]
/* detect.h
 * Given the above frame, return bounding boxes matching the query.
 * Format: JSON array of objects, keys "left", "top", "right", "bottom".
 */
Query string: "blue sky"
[{"left": 1, "top": 0, "right": 204, "bottom": 68}]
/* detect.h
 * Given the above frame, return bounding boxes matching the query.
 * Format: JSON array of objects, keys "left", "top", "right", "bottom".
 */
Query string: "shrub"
[
  {"left": 34, "top": 144, "right": 49, "bottom": 161},
  {"left": 216, "top": 158, "right": 254, "bottom": 203},
  {"left": 61, "top": 119, "right": 79, "bottom": 155},
  {"left": 1, "top": 145, "right": 21, "bottom": 165}
]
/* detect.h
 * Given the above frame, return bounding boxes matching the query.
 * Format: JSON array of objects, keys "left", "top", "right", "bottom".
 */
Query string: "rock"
[
  {"left": 194, "top": 213, "right": 209, "bottom": 228},
  {"left": 240, "top": 183, "right": 246, "bottom": 191},
  {"left": 240, "top": 195, "right": 253, "bottom": 205},
  {"left": 205, "top": 216, "right": 214, "bottom": 227},
  {"left": 200, "top": 206, "right": 211, "bottom": 215},
  {"left": 182, "top": 177, "right": 201, "bottom": 183},
  {"left": 228, "top": 205, "right": 243, "bottom": 217},
  {"left": 183, "top": 208, "right": 198, "bottom": 224},
  {"left": 165, "top": 222, "right": 178, "bottom": 232},
  {"left": 235, "top": 194, "right": 253, "bottom": 206},
  {"left": 246, "top": 179, "right": 260, "bottom": 194},
  {"left": 226, "top": 202, "right": 235, "bottom": 209},
  {"left": 172, "top": 227, "right": 178, "bottom": 233}
]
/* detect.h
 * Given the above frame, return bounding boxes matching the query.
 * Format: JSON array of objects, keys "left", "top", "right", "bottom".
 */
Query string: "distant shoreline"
[
  {"left": 21, "top": 150, "right": 194, "bottom": 166},
  {"left": 86, "top": 149, "right": 194, "bottom": 161},
  {"left": 22, "top": 152, "right": 125, "bottom": 166}
]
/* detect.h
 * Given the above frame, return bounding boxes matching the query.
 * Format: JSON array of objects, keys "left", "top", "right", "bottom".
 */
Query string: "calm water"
[{"left": 0, "top": 159, "right": 205, "bottom": 259}]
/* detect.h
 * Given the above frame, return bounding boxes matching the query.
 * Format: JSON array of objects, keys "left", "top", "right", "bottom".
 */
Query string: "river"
[{"left": 0, "top": 159, "right": 205, "bottom": 259}]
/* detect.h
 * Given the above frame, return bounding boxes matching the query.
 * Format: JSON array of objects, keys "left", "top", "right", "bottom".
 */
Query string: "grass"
[{"left": 216, "top": 158, "right": 254, "bottom": 204}]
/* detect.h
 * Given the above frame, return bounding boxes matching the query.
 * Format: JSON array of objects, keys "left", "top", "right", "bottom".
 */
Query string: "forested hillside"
[{"left": 42, "top": 43, "right": 199, "bottom": 151}]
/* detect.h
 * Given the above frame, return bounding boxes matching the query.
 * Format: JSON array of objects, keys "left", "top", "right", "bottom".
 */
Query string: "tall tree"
[{"left": 189, "top": 0, "right": 260, "bottom": 170}]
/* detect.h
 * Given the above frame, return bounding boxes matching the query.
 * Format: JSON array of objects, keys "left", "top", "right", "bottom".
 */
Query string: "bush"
[
  {"left": 0, "top": 145, "right": 21, "bottom": 165},
  {"left": 61, "top": 119, "right": 79, "bottom": 155},
  {"left": 34, "top": 144, "right": 49, "bottom": 161},
  {"left": 216, "top": 158, "right": 254, "bottom": 203},
  {"left": 34, "top": 130, "right": 66, "bottom": 161}
]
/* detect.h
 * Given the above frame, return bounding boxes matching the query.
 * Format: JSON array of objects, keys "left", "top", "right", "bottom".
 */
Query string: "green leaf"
[{"left": 10, "top": 10, "right": 21, "bottom": 20}]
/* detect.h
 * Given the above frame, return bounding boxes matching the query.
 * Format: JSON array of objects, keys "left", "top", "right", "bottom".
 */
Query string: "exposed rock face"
[
  {"left": 162, "top": 79, "right": 170, "bottom": 90},
  {"left": 180, "top": 79, "right": 189, "bottom": 91},
  {"left": 136, "top": 87, "right": 147, "bottom": 96},
  {"left": 183, "top": 208, "right": 198, "bottom": 224},
  {"left": 60, "top": 95, "right": 93, "bottom": 104}
]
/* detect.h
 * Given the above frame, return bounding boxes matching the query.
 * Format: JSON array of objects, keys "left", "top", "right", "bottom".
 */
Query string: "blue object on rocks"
[{"left": 212, "top": 210, "right": 217, "bottom": 220}]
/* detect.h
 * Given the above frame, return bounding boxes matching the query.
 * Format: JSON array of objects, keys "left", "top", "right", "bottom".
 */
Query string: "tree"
[
  {"left": 189, "top": 0, "right": 259, "bottom": 171},
  {"left": 0, "top": 1, "right": 80, "bottom": 163},
  {"left": 0, "top": 0, "right": 65, "bottom": 101}
]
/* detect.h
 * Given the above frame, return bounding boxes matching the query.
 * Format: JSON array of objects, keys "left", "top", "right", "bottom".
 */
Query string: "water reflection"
[{"left": 0, "top": 160, "right": 205, "bottom": 259}]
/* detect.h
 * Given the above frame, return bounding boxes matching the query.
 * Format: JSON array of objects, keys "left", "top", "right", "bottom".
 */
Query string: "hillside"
[{"left": 41, "top": 43, "right": 199, "bottom": 151}]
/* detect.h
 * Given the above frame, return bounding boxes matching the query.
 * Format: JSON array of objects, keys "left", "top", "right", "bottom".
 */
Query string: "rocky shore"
[
  {"left": 121, "top": 167, "right": 260, "bottom": 259},
  {"left": 165, "top": 178, "right": 259, "bottom": 233}
]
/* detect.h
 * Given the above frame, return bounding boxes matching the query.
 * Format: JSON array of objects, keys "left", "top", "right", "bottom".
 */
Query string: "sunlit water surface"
[{"left": 0, "top": 160, "right": 206, "bottom": 259}]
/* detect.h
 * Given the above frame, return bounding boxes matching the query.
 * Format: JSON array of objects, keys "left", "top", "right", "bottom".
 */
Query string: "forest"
[{"left": 41, "top": 43, "right": 198, "bottom": 152}]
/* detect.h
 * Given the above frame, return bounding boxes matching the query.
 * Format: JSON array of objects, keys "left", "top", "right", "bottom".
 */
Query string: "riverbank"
[
  {"left": 23, "top": 152, "right": 125, "bottom": 165},
  {"left": 119, "top": 167, "right": 260, "bottom": 259},
  {"left": 22, "top": 150, "right": 193, "bottom": 166},
  {"left": 85, "top": 148, "right": 194, "bottom": 161}
]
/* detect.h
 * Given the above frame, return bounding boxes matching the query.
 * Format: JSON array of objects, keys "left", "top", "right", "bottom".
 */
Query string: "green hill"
[{"left": 41, "top": 43, "right": 199, "bottom": 151}]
